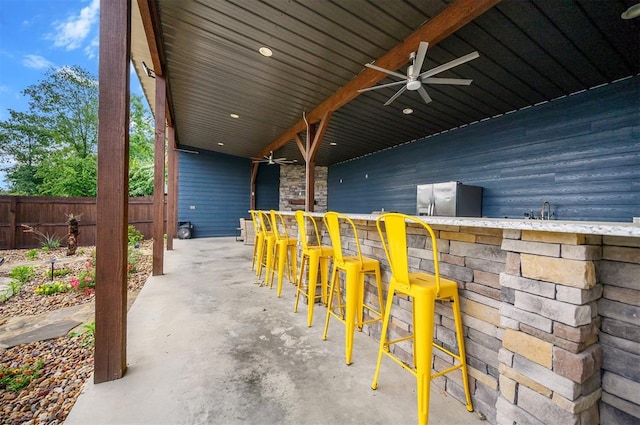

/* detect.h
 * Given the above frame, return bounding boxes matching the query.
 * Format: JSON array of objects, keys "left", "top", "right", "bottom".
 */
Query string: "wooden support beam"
[
  {"left": 95, "top": 0, "right": 131, "bottom": 384},
  {"left": 152, "top": 75, "right": 166, "bottom": 276},
  {"left": 294, "top": 134, "right": 306, "bottom": 161},
  {"left": 166, "top": 125, "right": 176, "bottom": 250},
  {"left": 256, "top": 0, "right": 500, "bottom": 158},
  {"left": 304, "top": 112, "right": 332, "bottom": 212},
  {"left": 250, "top": 162, "right": 259, "bottom": 210}
]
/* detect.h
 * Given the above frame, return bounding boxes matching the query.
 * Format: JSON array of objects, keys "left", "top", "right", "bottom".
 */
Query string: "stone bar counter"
[{"left": 278, "top": 212, "right": 640, "bottom": 425}]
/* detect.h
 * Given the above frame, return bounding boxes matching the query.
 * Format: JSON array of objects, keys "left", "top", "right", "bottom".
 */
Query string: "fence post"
[{"left": 8, "top": 196, "right": 17, "bottom": 249}]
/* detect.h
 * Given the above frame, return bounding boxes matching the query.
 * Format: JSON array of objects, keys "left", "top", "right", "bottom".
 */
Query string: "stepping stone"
[{"left": 0, "top": 319, "right": 82, "bottom": 348}]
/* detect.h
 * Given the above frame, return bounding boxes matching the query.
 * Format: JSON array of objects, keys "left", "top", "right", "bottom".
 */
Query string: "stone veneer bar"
[{"left": 276, "top": 212, "right": 640, "bottom": 424}]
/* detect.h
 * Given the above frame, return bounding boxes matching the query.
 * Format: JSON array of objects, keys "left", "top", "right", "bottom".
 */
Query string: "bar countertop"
[{"left": 278, "top": 211, "right": 640, "bottom": 238}]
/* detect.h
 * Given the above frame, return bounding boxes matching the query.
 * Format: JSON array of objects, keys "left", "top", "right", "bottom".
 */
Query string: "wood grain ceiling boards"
[{"left": 132, "top": 0, "right": 640, "bottom": 166}]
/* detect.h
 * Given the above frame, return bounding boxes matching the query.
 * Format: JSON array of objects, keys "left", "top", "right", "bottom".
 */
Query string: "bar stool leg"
[
  {"left": 256, "top": 234, "right": 265, "bottom": 277},
  {"left": 322, "top": 266, "right": 338, "bottom": 341},
  {"left": 413, "top": 293, "right": 435, "bottom": 425},
  {"left": 319, "top": 256, "right": 330, "bottom": 305},
  {"left": 306, "top": 250, "right": 320, "bottom": 326},
  {"left": 344, "top": 263, "right": 360, "bottom": 365},
  {"left": 265, "top": 237, "right": 275, "bottom": 286},
  {"left": 294, "top": 255, "right": 308, "bottom": 313},
  {"left": 372, "top": 282, "right": 396, "bottom": 390},
  {"left": 275, "top": 243, "right": 287, "bottom": 296},
  {"left": 452, "top": 292, "right": 474, "bottom": 412}
]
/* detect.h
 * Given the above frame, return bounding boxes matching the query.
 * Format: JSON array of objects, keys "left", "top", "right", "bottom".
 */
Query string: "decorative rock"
[
  {"left": 553, "top": 345, "right": 602, "bottom": 383},
  {"left": 503, "top": 328, "right": 553, "bottom": 368}
]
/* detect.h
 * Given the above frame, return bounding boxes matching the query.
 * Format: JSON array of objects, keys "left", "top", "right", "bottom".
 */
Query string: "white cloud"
[
  {"left": 84, "top": 36, "right": 99, "bottom": 59},
  {"left": 23, "top": 54, "right": 55, "bottom": 69},
  {"left": 48, "top": 0, "right": 100, "bottom": 51}
]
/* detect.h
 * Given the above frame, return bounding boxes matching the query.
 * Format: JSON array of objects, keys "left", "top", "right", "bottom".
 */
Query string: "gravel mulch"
[{"left": 0, "top": 241, "right": 153, "bottom": 424}]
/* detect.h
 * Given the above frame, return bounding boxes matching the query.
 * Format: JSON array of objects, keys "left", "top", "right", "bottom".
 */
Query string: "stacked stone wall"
[
  {"left": 278, "top": 165, "right": 327, "bottom": 212},
  {"left": 598, "top": 236, "right": 640, "bottom": 424}
]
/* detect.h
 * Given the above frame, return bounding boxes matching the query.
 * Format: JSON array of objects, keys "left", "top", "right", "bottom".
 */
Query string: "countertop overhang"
[{"left": 277, "top": 211, "right": 640, "bottom": 238}]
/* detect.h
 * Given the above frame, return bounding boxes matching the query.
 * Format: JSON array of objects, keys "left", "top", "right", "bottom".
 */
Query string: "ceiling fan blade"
[
  {"left": 419, "top": 51, "right": 479, "bottom": 79},
  {"left": 358, "top": 80, "right": 407, "bottom": 93},
  {"left": 422, "top": 77, "right": 473, "bottom": 85},
  {"left": 384, "top": 86, "right": 408, "bottom": 106},
  {"left": 365, "top": 63, "right": 407, "bottom": 80},
  {"left": 417, "top": 86, "right": 432, "bottom": 104},
  {"left": 411, "top": 41, "right": 429, "bottom": 79}
]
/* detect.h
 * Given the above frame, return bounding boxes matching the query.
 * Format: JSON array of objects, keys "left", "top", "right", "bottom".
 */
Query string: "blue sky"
[{"left": 0, "top": 0, "right": 145, "bottom": 188}]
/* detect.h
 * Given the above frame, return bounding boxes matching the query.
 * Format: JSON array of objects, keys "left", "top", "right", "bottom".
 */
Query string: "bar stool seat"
[
  {"left": 294, "top": 210, "right": 333, "bottom": 327},
  {"left": 373, "top": 212, "right": 473, "bottom": 425},
  {"left": 322, "top": 211, "right": 384, "bottom": 365}
]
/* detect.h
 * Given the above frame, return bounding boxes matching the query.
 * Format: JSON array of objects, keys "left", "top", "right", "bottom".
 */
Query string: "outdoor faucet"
[{"left": 541, "top": 201, "right": 551, "bottom": 220}]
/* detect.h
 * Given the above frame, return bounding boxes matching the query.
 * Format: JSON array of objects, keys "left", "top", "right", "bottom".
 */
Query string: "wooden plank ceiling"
[{"left": 131, "top": 0, "right": 640, "bottom": 166}]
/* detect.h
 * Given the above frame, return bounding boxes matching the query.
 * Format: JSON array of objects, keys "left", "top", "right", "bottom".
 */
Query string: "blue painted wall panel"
[
  {"left": 178, "top": 150, "right": 250, "bottom": 237},
  {"left": 255, "top": 163, "right": 280, "bottom": 210},
  {"left": 328, "top": 77, "right": 640, "bottom": 222}
]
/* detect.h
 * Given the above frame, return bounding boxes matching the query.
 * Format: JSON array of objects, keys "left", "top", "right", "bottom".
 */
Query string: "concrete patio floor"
[{"left": 66, "top": 237, "right": 485, "bottom": 425}]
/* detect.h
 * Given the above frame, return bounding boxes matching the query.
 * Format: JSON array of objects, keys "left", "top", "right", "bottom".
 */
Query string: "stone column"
[{"left": 497, "top": 230, "right": 602, "bottom": 425}]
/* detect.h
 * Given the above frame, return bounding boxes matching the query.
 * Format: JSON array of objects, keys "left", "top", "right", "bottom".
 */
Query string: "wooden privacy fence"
[{"left": 0, "top": 196, "right": 165, "bottom": 250}]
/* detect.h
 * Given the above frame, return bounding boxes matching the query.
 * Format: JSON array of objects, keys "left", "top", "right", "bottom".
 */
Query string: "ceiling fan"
[
  {"left": 358, "top": 41, "right": 479, "bottom": 106},
  {"left": 252, "top": 151, "right": 295, "bottom": 165}
]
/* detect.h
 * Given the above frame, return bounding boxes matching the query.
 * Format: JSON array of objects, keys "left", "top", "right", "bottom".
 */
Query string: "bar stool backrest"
[
  {"left": 270, "top": 210, "right": 290, "bottom": 241},
  {"left": 258, "top": 210, "right": 273, "bottom": 236},
  {"left": 249, "top": 210, "right": 260, "bottom": 234},
  {"left": 295, "top": 211, "right": 322, "bottom": 250},
  {"left": 323, "top": 211, "right": 365, "bottom": 267},
  {"left": 376, "top": 213, "right": 442, "bottom": 296}
]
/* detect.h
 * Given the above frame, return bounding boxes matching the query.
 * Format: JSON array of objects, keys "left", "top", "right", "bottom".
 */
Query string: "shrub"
[
  {"left": 0, "top": 360, "right": 45, "bottom": 392},
  {"left": 26, "top": 249, "right": 39, "bottom": 260},
  {"left": 10, "top": 265, "right": 35, "bottom": 284},
  {"left": 35, "top": 282, "right": 72, "bottom": 295},
  {"left": 128, "top": 225, "right": 144, "bottom": 246}
]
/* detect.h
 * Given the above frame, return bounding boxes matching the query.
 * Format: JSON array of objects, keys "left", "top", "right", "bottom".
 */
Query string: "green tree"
[
  {"left": 128, "top": 94, "right": 155, "bottom": 196},
  {"left": 0, "top": 110, "right": 51, "bottom": 195},
  {"left": 0, "top": 66, "right": 156, "bottom": 197}
]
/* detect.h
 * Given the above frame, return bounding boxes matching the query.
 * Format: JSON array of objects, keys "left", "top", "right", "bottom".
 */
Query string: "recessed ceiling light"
[
  {"left": 217, "top": 142, "right": 224, "bottom": 146},
  {"left": 330, "top": 142, "right": 337, "bottom": 146},
  {"left": 258, "top": 47, "right": 273, "bottom": 57},
  {"left": 230, "top": 113, "right": 240, "bottom": 119},
  {"left": 402, "top": 108, "right": 414, "bottom": 115}
]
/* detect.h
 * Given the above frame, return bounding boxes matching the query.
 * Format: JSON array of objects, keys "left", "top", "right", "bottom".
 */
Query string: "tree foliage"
[{"left": 0, "top": 66, "right": 155, "bottom": 197}]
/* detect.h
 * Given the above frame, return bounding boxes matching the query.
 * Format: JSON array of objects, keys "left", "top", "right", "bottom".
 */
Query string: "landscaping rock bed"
[{"left": 0, "top": 241, "right": 152, "bottom": 424}]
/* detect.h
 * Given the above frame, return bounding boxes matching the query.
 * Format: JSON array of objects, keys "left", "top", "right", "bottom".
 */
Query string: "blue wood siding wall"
[
  {"left": 255, "top": 163, "right": 280, "bottom": 210},
  {"left": 328, "top": 77, "right": 639, "bottom": 222},
  {"left": 178, "top": 150, "right": 250, "bottom": 237}
]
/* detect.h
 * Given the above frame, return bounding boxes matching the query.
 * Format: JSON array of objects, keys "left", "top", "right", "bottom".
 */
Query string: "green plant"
[
  {"left": 52, "top": 268, "right": 71, "bottom": 278},
  {"left": 10, "top": 265, "right": 35, "bottom": 283},
  {"left": 128, "top": 225, "right": 144, "bottom": 246},
  {"left": 26, "top": 249, "right": 39, "bottom": 260},
  {"left": 71, "top": 322, "right": 95, "bottom": 348},
  {"left": 35, "top": 282, "right": 72, "bottom": 295},
  {"left": 0, "top": 359, "right": 45, "bottom": 392},
  {"left": 8, "top": 280, "right": 24, "bottom": 297},
  {"left": 21, "top": 224, "right": 62, "bottom": 250},
  {"left": 127, "top": 247, "right": 141, "bottom": 274}
]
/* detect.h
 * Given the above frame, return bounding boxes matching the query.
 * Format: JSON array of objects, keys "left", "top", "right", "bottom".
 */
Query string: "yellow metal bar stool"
[
  {"left": 249, "top": 210, "right": 264, "bottom": 273},
  {"left": 322, "top": 211, "right": 384, "bottom": 365},
  {"left": 268, "top": 210, "right": 297, "bottom": 297},
  {"left": 294, "top": 210, "right": 333, "bottom": 327},
  {"left": 373, "top": 213, "right": 473, "bottom": 425},
  {"left": 256, "top": 210, "right": 275, "bottom": 282}
]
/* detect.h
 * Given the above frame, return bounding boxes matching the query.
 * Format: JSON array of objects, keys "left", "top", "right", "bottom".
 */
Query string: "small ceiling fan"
[
  {"left": 252, "top": 151, "right": 295, "bottom": 165},
  {"left": 358, "top": 41, "right": 479, "bottom": 106}
]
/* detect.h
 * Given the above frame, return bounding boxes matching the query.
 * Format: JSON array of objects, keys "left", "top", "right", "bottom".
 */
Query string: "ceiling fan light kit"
[{"left": 358, "top": 41, "right": 479, "bottom": 107}]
